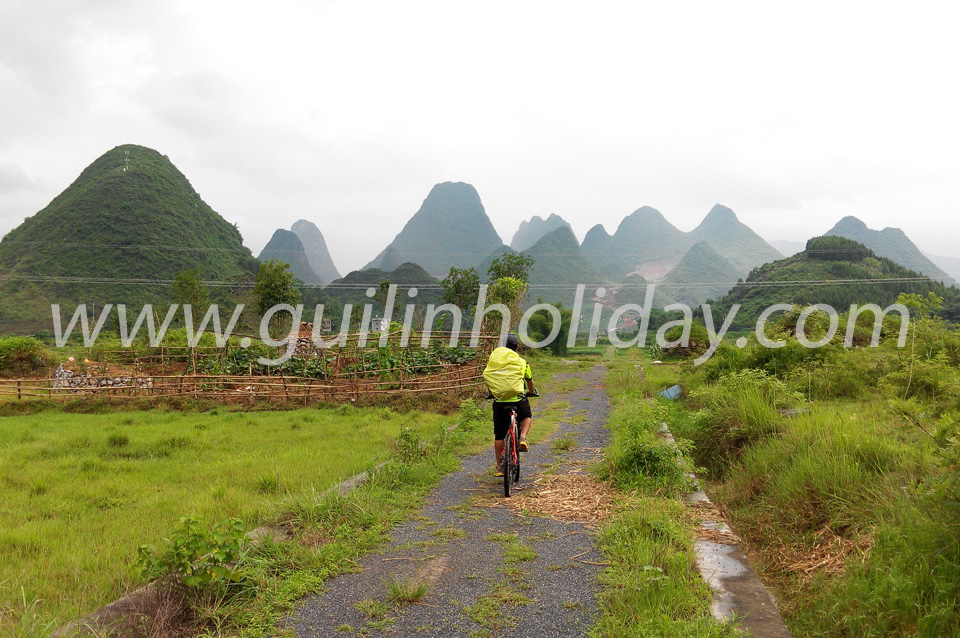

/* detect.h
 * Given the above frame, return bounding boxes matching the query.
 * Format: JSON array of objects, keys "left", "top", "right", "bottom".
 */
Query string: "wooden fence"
[{"left": 2, "top": 331, "right": 501, "bottom": 404}]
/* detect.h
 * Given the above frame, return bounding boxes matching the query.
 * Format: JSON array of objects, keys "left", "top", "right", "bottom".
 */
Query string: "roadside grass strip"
[{"left": 590, "top": 360, "right": 737, "bottom": 638}]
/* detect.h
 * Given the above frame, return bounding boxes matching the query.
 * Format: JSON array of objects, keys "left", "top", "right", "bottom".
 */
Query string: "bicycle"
[{"left": 488, "top": 392, "right": 538, "bottom": 497}]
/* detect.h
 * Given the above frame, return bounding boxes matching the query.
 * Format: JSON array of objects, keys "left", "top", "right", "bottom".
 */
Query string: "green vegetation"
[
  {"left": 664, "top": 297, "right": 960, "bottom": 637},
  {"left": 0, "top": 404, "right": 452, "bottom": 631},
  {"left": 826, "top": 215, "right": 954, "bottom": 284},
  {"left": 0, "top": 144, "right": 259, "bottom": 333},
  {"left": 324, "top": 262, "right": 442, "bottom": 309},
  {"left": 711, "top": 236, "right": 960, "bottom": 330},
  {"left": 0, "top": 336, "right": 50, "bottom": 378},
  {"left": 253, "top": 259, "right": 302, "bottom": 334},
  {"left": 591, "top": 360, "right": 737, "bottom": 638}
]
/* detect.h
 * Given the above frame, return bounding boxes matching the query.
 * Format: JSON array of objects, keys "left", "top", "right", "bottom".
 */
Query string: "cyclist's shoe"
[
  {"left": 518, "top": 437, "right": 528, "bottom": 452},
  {"left": 494, "top": 468, "right": 504, "bottom": 477}
]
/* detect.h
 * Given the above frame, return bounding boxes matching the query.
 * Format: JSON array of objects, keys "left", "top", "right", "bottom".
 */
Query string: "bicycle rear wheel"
[{"left": 503, "top": 417, "right": 515, "bottom": 497}]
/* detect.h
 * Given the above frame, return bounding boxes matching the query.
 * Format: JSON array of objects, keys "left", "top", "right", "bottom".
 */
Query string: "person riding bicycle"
[{"left": 482, "top": 333, "right": 537, "bottom": 477}]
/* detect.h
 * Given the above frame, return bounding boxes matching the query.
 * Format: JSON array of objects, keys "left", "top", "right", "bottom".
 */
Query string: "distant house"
[
  {"left": 371, "top": 317, "right": 389, "bottom": 332},
  {"left": 320, "top": 317, "right": 333, "bottom": 332}
]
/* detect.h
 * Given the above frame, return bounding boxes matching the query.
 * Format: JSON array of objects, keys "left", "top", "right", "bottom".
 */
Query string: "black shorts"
[{"left": 492, "top": 398, "right": 532, "bottom": 441}]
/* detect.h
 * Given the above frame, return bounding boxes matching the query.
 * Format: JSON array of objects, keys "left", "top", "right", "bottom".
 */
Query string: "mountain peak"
[
  {"left": 829, "top": 216, "right": 869, "bottom": 233},
  {"left": 825, "top": 216, "right": 953, "bottom": 284},
  {"left": 363, "top": 182, "right": 503, "bottom": 277},
  {"left": 509, "top": 213, "right": 573, "bottom": 251},
  {"left": 290, "top": 219, "right": 341, "bottom": 285},
  {"left": 258, "top": 229, "right": 321, "bottom": 284},
  {"left": 704, "top": 204, "right": 738, "bottom": 222}
]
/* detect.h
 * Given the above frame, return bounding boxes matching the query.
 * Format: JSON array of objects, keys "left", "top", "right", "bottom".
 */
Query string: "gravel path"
[{"left": 287, "top": 364, "right": 611, "bottom": 638}]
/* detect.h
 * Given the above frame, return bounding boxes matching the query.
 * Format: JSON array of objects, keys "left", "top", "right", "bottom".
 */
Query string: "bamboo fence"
[{"left": 2, "top": 331, "right": 501, "bottom": 404}]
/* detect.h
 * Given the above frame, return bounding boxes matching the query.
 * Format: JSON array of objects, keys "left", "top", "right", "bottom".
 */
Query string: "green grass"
[
  {"left": 663, "top": 322, "right": 960, "bottom": 638},
  {"left": 0, "top": 404, "right": 449, "bottom": 630},
  {"left": 591, "top": 358, "right": 737, "bottom": 638}
]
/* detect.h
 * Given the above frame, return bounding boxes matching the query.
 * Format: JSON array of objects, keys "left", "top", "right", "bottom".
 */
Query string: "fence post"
[{"left": 17, "top": 379, "right": 21, "bottom": 400}]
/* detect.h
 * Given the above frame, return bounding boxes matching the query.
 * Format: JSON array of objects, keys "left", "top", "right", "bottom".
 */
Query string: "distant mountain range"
[
  {"left": 509, "top": 214, "right": 572, "bottom": 252},
  {"left": 364, "top": 182, "right": 504, "bottom": 277},
  {"left": 291, "top": 219, "right": 341, "bottom": 284},
  {"left": 658, "top": 241, "right": 742, "bottom": 306},
  {"left": 257, "top": 229, "right": 321, "bottom": 285},
  {"left": 825, "top": 216, "right": 954, "bottom": 285},
  {"left": 580, "top": 204, "right": 782, "bottom": 280}
]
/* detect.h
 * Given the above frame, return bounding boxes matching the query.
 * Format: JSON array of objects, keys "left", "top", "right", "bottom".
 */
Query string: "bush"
[
  {"left": 136, "top": 516, "right": 248, "bottom": 588},
  {"left": 0, "top": 336, "right": 51, "bottom": 377},
  {"left": 602, "top": 399, "right": 697, "bottom": 494},
  {"left": 688, "top": 369, "right": 800, "bottom": 475}
]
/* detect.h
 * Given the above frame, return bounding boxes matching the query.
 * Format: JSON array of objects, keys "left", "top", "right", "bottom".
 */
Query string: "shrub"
[
  {"left": 688, "top": 369, "right": 800, "bottom": 475},
  {"left": 136, "top": 516, "right": 247, "bottom": 588},
  {"left": 0, "top": 336, "right": 50, "bottom": 377},
  {"left": 602, "top": 399, "right": 697, "bottom": 494}
]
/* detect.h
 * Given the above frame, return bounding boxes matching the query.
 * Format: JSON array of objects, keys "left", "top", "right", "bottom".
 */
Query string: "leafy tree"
[
  {"left": 441, "top": 267, "right": 480, "bottom": 309},
  {"left": 253, "top": 260, "right": 301, "bottom": 334},
  {"left": 488, "top": 253, "right": 534, "bottom": 283},
  {"left": 375, "top": 280, "right": 392, "bottom": 309},
  {"left": 172, "top": 267, "right": 210, "bottom": 311},
  {"left": 525, "top": 301, "right": 572, "bottom": 356}
]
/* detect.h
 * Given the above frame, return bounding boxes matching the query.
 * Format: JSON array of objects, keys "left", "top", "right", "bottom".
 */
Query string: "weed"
[
  {"left": 385, "top": 575, "right": 429, "bottom": 604},
  {"left": 106, "top": 433, "right": 129, "bottom": 447}
]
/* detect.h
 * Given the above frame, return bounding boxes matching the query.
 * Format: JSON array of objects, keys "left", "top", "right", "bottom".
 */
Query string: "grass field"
[
  {"left": 0, "top": 352, "right": 579, "bottom": 636},
  {"left": 0, "top": 404, "right": 451, "bottom": 631}
]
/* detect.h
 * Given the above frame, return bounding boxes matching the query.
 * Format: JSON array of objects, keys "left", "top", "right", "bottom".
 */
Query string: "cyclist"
[{"left": 482, "top": 332, "right": 537, "bottom": 477}]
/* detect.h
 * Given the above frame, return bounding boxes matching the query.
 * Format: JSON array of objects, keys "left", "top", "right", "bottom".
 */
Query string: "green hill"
[
  {"left": 477, "top": 226, "right": 606, "bottom": 308},
  {"left": 325, "top": 262, "right": 442, "bottom": 309},
  {"left": 258, "top": 229, "right": 321, "bottom": 285},
  {"left": 364, "top": 182, "right": 504, "bottom": 277},
  {"left": 291, "top": 219, "right": 341, "bottom": 284},
  {"left": 711, "top": 235, "right": 960, "bottom": 330},
  {"left": 509, "top": 214, "right": 573, "bottom": 252},
  {"left": 659, "top": 241, "right": 742, "bottom": 306},
  {"left": 825, "top": 216, "right": 954, "bottom": 284},
  {"left": 0, "top": 144, "right": 259, "bottom": 333}
]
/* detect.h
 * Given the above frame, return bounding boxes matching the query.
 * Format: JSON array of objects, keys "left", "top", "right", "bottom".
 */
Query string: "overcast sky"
[{"left": 2, "top": 0, "right": 958, "bottom": 274}]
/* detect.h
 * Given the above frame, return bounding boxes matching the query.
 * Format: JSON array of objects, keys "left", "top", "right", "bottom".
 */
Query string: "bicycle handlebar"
[{"left": 485, "top": 391, "right": 539, "bottom": 401}]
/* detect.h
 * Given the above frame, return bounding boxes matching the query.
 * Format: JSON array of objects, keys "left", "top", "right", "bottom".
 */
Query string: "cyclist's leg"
[
  {"left": 519, "top": 416, "right": 532, "bottom": 439},
  {"left": 516, "top": 398, "right": 533, "bottom": 449},
  {"left": 492, "top": 402, "right": 509, "bottom": 472}
]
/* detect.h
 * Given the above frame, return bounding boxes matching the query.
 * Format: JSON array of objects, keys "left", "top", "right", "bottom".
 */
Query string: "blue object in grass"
[{"left": 658, "top": 384, "right": 682, "bottom": 400}]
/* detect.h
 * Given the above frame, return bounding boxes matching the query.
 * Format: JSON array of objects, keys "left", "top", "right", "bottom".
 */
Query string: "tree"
[
  {"left": 374, "top": 280, "right": 392, "bottom": 309},
  {"left": 526, "top": 301, "right": 573, "bottom": 356},
  {"left": 441, "top": 267, "right": 480, "bottom": 309},
  {"left": 172, "top": 267, "right": 210, "bottom": 311},
  {"left": 488, "top": 253, "right": 534, "bottom": 283},
  {"left": 253, "top": 260, "right": 301, "bottom": 335}
]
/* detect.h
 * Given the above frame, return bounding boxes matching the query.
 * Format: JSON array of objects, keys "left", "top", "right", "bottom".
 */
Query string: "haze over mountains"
[
  {"left": 580, "top": 204, "right": 782, "bottom": 281},
  {"left": 1, "top": 142, "right": 955, "bottom": 333}
]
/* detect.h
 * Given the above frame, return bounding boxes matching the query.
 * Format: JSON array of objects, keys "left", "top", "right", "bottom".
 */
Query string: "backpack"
[{"left": 483, "top": 347, "right": 526, "bottom": 400}]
